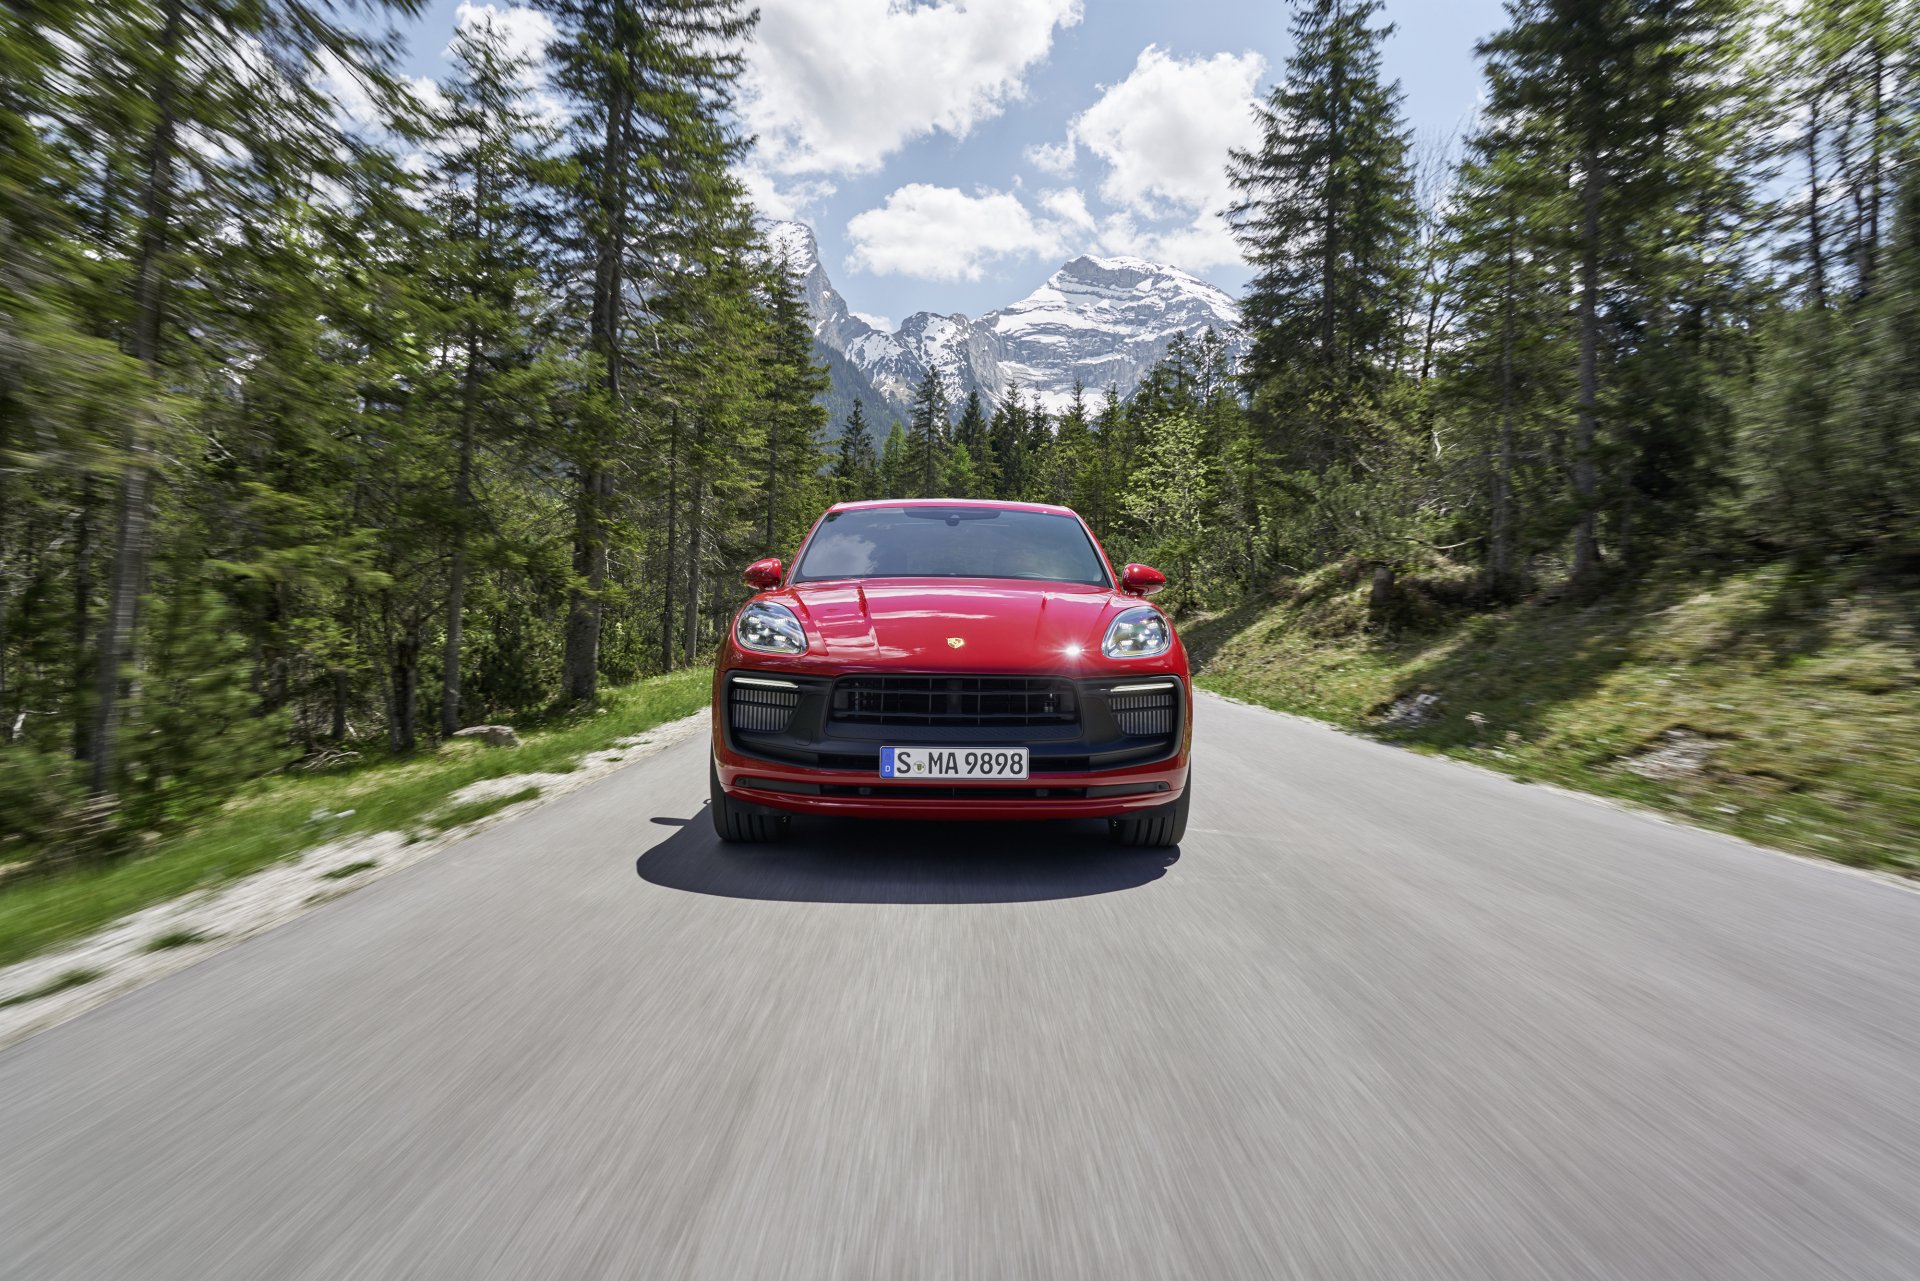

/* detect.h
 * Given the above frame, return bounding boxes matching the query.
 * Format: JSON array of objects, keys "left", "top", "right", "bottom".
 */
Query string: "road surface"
[{"left": 3, "top": 693, "right": 1918, "bottom": 1280}]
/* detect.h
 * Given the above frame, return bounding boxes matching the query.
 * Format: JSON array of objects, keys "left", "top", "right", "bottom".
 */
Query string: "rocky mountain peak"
[{"left": 757, "top": 219, "right": 1245, "bottom": 423}]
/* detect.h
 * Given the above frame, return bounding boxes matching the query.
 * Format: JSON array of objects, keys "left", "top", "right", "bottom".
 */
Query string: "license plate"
[{"left": 880, "top": 747, "right": 1029, "bottom": 780}]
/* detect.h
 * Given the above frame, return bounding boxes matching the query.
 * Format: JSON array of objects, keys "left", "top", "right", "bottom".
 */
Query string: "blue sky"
[{"left": 396, "top": 1, "right": 1509, "bottom": 328}]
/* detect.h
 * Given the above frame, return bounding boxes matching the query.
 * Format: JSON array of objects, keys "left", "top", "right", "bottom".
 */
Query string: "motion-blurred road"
[{"left": 3, "top": 694, "right": 1918, "bottom": 1280}]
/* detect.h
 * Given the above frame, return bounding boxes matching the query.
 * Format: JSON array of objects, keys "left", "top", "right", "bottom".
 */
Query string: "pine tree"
[
  {"left": 760, "top": 249, "right": 830, "bottom": 554},
  {"left": 1082, "top": 387, "right": 1126, "bottom": 540},
  {"left": 878, "top": 421, "right": 911, "bottom": 498},
  {"left": 944, "top": 443, "right": 980, "bottom": 499},
  {"left": 1435, "top": 87, "right": 1577, "bottom": 593},
  {"left": 1042, "top": 381, "right": 1093, "bottom": 509},
  {"left": 953, "top": 389, "right": 998, "bottom": 496},
  {"left": 1838, "top": 161, "right": 1920, "bottom": 549},
  {"left": 61, "top": 0, "right": 420, "bottom": 801},
  {"left": 427, "top": 25, "right": 567, "bottom": 739},
  {"left": 540, "top": 0, "right": 758, "bottom": 699},
  {"left": 1119, "top": 411, "right": 1213, "bottom": 613},
  {"left": 1479, "top": 0, "right": 1752, "bottom": 582},
  {"left": 833, "top": 399, "right": 879, "bottom": 501},
  {"left": 1228, "top": 0, "right": 1418, "bottom": 471},
  {"left": 988, "top": 382, "right": 1031, "bottom": 500},
  {"left": 906, "top": 368, "right": 951, "bottom": 497}
]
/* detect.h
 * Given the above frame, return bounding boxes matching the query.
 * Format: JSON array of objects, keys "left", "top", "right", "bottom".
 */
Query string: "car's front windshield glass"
[{"left": 793, "top": 507, "right": 1110, "bottom": 587}]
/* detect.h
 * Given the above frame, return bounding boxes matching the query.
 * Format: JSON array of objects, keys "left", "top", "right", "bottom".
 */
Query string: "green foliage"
[
  {"left": 121, "top": 571, "right": 294, "bottom": 833},
  {"left": 1198, "top": 564, "right": 1920, "bottom": 869},
  {"left": 0, "top": 668, "right": 710, "bottom": 966},
  {"left": 905, "top": 367, "right": 952, "bottom": 497},
  {"left": 0, "top": 968, "right": 101, "bottom": 1009},
  {"left": 144, "top": 928, "right": 212, "bottom": 951},
  {"left": 0, "top": 0, "right": 823, "bottom": 866},
  {"left": 427, "top": 785, "right": 541, "bottom": 832},
  {"left": 832, "top": 400, "right": 879, "bottom": 502},
  {"left": 1228, "top": 0, "right": 1417, "bottom": 431}
]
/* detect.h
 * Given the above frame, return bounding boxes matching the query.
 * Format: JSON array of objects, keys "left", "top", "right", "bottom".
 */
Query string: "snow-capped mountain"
[{"left": 763, "top": 221, "right": 1244, "bottom": 422}]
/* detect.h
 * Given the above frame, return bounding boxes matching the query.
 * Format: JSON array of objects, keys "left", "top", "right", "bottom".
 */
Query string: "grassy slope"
[
  {"left": 0, "top": 669, "right": 712, "bottom": 968},
  {"left": 1188, "top": 563, "right": 1920, "bottom": 871}
]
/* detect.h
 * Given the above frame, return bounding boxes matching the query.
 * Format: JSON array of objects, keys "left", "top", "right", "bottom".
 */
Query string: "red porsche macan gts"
[{"left": 710, "top": 499, "right": 1192, "bottom": 848}]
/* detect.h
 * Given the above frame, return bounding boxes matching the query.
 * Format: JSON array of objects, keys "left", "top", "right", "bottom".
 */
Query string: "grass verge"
[
  {"left": 0, "top": 968, "right": 104, "bottom": 1009},
  {"left": 1192, "top": 562, "right": 1919, "bottom": 871},
  {"left": 143, "top": 929, "right": 214, "bottom": 952},
  {"left": 321, "top": 860, "right": 380, "bottom": 880},
  {"left": 425, "top": 786, "right": 541, "bottom": 833},
  {"left": 0, "top": 669, "right": 711, "bottom": 968}
]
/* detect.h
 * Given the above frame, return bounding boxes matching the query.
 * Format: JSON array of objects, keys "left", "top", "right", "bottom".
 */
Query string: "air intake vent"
[
  {"left": 730, "top": 680, "right": 799, "bottom": 734},
  {"left": 829, "top": 675, "right": 1077, "bottom": 729},
  {"left": 1108, "top": 686, "right": 1176, "bottom": 737}
]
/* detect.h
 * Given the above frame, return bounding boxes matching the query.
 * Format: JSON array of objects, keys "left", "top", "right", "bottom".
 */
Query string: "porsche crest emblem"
[{"left": 946, "top": 637, "right": 966, "bottom": 649}]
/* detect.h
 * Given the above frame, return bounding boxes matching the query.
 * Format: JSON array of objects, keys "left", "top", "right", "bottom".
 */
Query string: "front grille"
[
  {"left": 830, "top": 675, "right": 1078, "bottom": 729},
  {"left": 1108, "top": 686, "right": 1177, "bottom": 737},
  {"left": 729, "top": 681, "right": 800, "bottom": 734}
]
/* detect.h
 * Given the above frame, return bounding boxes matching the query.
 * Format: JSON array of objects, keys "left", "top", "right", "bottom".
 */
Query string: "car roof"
[{"left": 825, "top": 498, "right": 1082, "bottom": 518}]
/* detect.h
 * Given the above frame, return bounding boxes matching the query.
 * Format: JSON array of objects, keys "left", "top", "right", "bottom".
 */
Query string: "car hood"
[{"left": 781, "top": 580, "right": 1132, "bottom": 669}]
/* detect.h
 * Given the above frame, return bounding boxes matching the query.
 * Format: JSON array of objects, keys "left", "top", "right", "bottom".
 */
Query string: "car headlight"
[
  {"left": 1101, "top": 606, "right": 1170, "bottom": 659},
  {"left": 735, "top": 601, "right": 807, "bottom": 655}
]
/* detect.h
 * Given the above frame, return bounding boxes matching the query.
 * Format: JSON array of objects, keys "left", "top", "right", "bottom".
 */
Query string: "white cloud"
[
  {"left": 313, "top": 47, "right": 381, "bottom": 128},
  {"left": 451, "top": 2, "right": 556, "bottom": 70},
  {"left": 737, "top": 164, "right": 836, "bottom": 221},
  {"left": 846, "top": 185, "right": 1068, "bottom": 282},
  {"left": 1040, "top": 187, "right": 1096, "bottom": 232},
  {"left": 1015, "top": 45, "right": 1265, "bottom": 273},
  {"left": 852, "top": 311, "right": 895, "bottom": 332},
  {"left": 1097, "top": 209, "right": 1242, "bottom": 272},
  {"left": 406, "top": 75, "right": 449, "bottom": 119},
  {"left": 447, "top": 3, "right": 565, "bottom": 123},
  {"left": 1070, "top": 45, "right": 1265, "bottom": 217},
  {"left": 744, "top": 0, "right": 1083, "bottom": 176},
  {"left": 1025, "top": 138, "right": 1078, "bottom": 177}
]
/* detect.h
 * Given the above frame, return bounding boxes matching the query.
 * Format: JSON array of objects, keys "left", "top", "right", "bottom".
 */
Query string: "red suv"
[{"left": 709, "top": 499, "right": 1191, "bottom": 847}]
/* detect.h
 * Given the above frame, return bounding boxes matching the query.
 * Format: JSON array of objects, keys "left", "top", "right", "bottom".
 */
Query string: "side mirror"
[
  {"left": 1121, "top": 563, "right": 1167, "bottom": 597},
  {"left": 743, "top": 557, "right": 783, "bottom": 590}
]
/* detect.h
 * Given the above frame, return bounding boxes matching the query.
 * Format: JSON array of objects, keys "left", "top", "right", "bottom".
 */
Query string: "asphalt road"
[{"left": 3, "top": 693, "right": 1919, "bottom": 1280}]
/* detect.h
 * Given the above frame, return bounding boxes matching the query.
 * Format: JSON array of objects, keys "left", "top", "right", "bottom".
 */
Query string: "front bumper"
[{"left": 711, "top": 667, "right": 1191, "bottom": 821}]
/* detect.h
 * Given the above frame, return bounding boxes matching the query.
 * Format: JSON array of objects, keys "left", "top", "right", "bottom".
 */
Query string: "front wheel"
[
  {"left": 710, "top": 756, "right": 790, "bottom": 843},
  {"left": 1109, "top": 773, "right": 1190, "bottom": 848}
]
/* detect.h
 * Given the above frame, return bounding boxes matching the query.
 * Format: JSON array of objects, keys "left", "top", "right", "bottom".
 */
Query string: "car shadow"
[{"left": 635, "top": 810, "right": 1180, "bottom": 905}]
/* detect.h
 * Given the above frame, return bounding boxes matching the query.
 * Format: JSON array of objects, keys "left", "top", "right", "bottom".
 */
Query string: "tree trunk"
[
  {"left": 683, "top": 468, "right": 704, "bottom": 666},
  {"left": 562, "top": 467, "right": 609, "bottom": 703},
  {"left": 89, "top": 0, "right": 182, "bottom": 799},
  {"left": 561, "top": 76, "right": 631, "bottom": 704},
  {"left": 1367, "top": 564, "right": 1396, "bottom": 630},
  {"left": 1570, "top": 148, "right": 1604, "bottom": 586},
  {"left": 440, "top": 334, "right": 481, "bottom": 738},
  {"left": 1490, "top": 202, "right": 1518, "bottom": 592},
  {"left": 70, "top": 477, "right": 94, "bottom": 758},
  {"left": 331, "top": 668, "right": 349, "bottom": 742},
  {"left": 0, "top": 452, "right": 12, "bottom": 742},
  {"left": 1808, "top": 97, "right": 1827, "bottom": 309},
  {"left": 765, "top": 416, "right": 777, "bottom": 554},
  {"left": 660, "top": 412, "right": 679, "bottom": 673},
  {"left": 391, "top": 622, "right": 420, "bottom": 755},
  {"left": 1863, "top": 44, "right": 1883, "bottom": 295},
  {"left": 1321, "top": 27, "right": 1344, "bottom": 370}
]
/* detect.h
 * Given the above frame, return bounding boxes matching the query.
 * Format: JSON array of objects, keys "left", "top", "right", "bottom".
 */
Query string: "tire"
[
  {"left": 1109, "top": 772, "right": 1190, "bottom": 848},
  {"left": 710, "top": 756, "right": 790, "bottom": 844}
]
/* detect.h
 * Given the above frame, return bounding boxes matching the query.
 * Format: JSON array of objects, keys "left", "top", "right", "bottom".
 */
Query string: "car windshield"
[{"left": 793, "top": 506, "right": 1110, "bottom": 586}]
